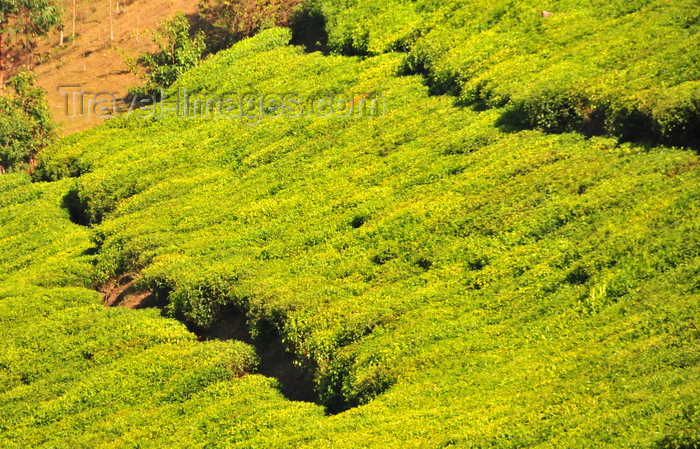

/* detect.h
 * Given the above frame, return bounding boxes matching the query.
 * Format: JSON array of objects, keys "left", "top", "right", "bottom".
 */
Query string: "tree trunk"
[
  {"left": 0, "top": 32, "right": 5, "bottom": 90},
  {"left": 26, "top": 40, "right": 31, "bottom": 70},
  {"left": 136, "top": 3, "right": 140, "bottom": 42},
  {"left": 72, "top": 0, "right": 77, "bottom": 38},
  {"left": 109, "top": 0, "right": 114, "bottom": 41}
]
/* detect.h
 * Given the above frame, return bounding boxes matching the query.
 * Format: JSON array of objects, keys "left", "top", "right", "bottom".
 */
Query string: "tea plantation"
[
  {"left": 1, "top": 2, "right": 699, "bottom": 446},
  {"left": 317, "top": 0, "right": 700, "bottom": 146}
]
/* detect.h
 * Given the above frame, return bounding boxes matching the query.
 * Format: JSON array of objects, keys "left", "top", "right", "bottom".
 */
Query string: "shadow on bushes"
[
  {"left": 399, "top": 54, "right": 462, "bottom": 96},
  {"left": 496, "top": 95, "right": 700, "bottom": 151},
  {"left": 62, "top": 187, "right": 91, "bottom": 227},
  {"left": 290, "top": 5, "right": 329, "bottom": 54},
  {"left": 189, "top": 305, "right": 320, "bottom": 404}
]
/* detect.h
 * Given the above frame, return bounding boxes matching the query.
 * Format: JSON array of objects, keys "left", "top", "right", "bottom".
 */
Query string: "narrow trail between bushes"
[
  {"left": 100, "top": 274, "right": 166, "bottom": 309},
  {"left": 191, "top": 306, "right": 318, "bottom": 403},
  {"left": 100, "top": 274, "right": 319, "bottom": 405}
]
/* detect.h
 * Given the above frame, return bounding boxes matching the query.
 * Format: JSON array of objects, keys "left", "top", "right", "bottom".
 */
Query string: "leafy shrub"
[
  {"left": 136, "top": 12, "right": 206, "bottom": 92},
  {"left": 0, "top": 72, "right": 55, "bottom": 172},
  {"left": 198, "top": 0, "right": 303, "bottom": 50}
]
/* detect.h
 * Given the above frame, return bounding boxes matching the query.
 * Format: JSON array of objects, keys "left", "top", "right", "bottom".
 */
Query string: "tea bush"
[{"left": 316, "top": 0, "right": 700, "bottom": 146}]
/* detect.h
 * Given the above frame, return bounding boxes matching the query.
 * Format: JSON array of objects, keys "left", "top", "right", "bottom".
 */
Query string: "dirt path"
[{"left": 100, "top": 273, "right": 164, "bottom": 309}]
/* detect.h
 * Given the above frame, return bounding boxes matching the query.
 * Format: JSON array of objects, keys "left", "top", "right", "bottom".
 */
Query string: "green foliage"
[
  {"left": 15, "top": 29, "right": 697, "bottom": 446},
  {"left": 0, "top": 0, "right": 61, "bottom": 28},
  {"left": 317, "top": 0, "right": 700, "bottom": 147},
  {"left": 0, "top": 72, "right": 56, "bottom": 172},
  {"left": 0, "top": 0, "right": 62, "bottom": 86},
  {"left": 2, "top": 6, "right": 700, "bottom": 446},
  {"left": 138, "top": 12, "right": 206, "bottom": 91}
]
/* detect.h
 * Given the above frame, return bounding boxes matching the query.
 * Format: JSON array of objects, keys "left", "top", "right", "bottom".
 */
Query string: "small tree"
[
  {"left": 0, "top": 0, "right": 62, "bottom": 88},
  {"left": 198, "top": 0, "right": 302, "bottom": 50},
  {"left": 0, "top": 72, "right": 56, "bottom": 172},
  {"left": 139, "top": 12, "right": 205, "bottom": 90}
]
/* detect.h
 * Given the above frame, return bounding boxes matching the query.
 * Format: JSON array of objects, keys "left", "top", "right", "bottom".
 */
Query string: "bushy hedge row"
[{"left": 314, "top": 0, "right": 700, "bottom": 147}]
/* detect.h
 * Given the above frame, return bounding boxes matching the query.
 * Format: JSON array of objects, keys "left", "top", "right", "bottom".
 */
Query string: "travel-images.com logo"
[{"left": 59, "top": 87, "right": 386, "bottom": 125}]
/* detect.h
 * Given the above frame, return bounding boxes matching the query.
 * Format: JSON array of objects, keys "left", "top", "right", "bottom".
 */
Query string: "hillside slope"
[
  {"left": 30, "top": 0, "right": 198, "bottom": 135},
  {"left": 1, "top": 11, "right": 699, "bottom": 449}
]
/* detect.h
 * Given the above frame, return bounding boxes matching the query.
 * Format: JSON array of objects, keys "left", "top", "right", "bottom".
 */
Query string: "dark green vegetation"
[
  {"left": 316, "top": 0, "right": 700, "bottom": 147},
  {"left": 2, "top": 0, "right": 700, "bottom": 446},
  {"left": 0, "top": 72, "right": 55, "bottom": 172},
  {"left": 131, "top": 12, "right": 207, "bottom": 93}
]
